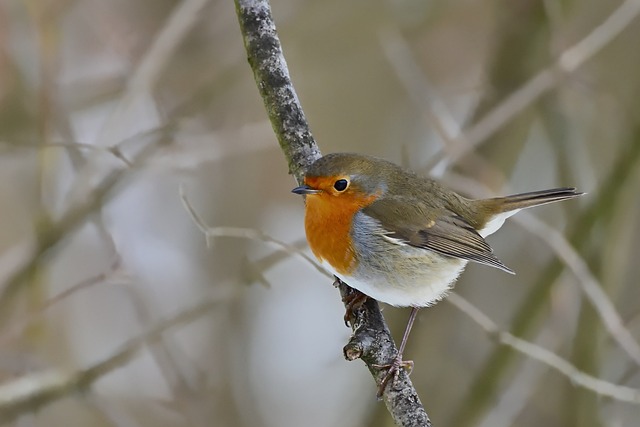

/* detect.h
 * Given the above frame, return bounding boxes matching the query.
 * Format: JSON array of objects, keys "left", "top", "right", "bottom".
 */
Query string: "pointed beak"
[{"left": 292, "top": 184, "right": 321, "bottom": 195}]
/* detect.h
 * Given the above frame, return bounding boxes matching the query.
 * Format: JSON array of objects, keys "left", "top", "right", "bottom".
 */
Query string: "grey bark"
[{"left": 234, "top": 1, "right": 432, "bottom": 425}]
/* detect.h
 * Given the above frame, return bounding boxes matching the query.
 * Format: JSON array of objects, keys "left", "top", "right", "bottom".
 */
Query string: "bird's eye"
[{"left": 333, "top": 179, "right": 349, "bottom": 192}]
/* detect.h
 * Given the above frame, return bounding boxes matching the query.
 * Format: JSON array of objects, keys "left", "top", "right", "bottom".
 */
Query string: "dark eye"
[{"left": 333, "top": 179, "right": 349, "bottom": 192}]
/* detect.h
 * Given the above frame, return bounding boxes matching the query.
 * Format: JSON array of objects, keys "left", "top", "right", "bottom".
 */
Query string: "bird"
[{"left": 291, "top": 152, "right": 583, "bottom": 396}]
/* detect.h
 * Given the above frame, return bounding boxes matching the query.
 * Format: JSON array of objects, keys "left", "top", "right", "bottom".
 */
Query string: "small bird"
[{"left": 292, "top": 152, "right": 583, "bottom": 396}]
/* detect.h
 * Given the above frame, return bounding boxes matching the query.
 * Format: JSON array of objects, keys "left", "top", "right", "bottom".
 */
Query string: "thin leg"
[
  {"left": 398, "top": 307, "right": 419, "bottom": 356},
  {"left": 374, "top": 307, "right": 420, "bottom": 398}
]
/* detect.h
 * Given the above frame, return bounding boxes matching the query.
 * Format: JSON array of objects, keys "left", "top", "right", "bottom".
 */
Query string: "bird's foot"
[
  {"left": 341, "top": 289, "right": 368, "bottom": 327},
  {"left": 372, "top": 355, "right": 414, "bottom": 398}
]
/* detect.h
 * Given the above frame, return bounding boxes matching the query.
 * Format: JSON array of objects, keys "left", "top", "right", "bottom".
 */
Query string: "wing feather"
[{"left": 362, "top": 197, "right": 515, "bottom": 274}]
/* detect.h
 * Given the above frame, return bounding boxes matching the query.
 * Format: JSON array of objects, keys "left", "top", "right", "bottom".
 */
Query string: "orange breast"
[{"left": 304, "top": 191, "right": 378, "bottom": 275}]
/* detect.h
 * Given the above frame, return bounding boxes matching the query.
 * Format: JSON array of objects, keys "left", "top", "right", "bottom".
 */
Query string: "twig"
[
  {"left": 450, "top": 133, "right": 640, "bottom": 427},
  {"left": 233, "top": 1, "right": 430, "bottom": 424},
  {"left": 377, "top": 27, "right": 463, "bottom": 167},
  {"left": 96, "top": 0, "right": 210, "bottom": 146},
  {"left": 378, "top": 28, "right": 461, "bottom": 135},
  {"left": 0, "top": 296, "right": 221, "bottom": 424},
  {"left": 424, "top": 0, "right": 640, "bottom": 172},
  {"left": 179, "top": 185, "right": 329, "bottom": 278},
  {"left": 515, "top": 213, "right": 640, "bottom": 368},
  {"left": 0, "top": 258, "right": 122, "bottom": 347},
  {"left": 0, "top": 127, "right": 171, "bottom": 317},
  {"left": 445, "top": 171, "right": 640, "bottom": 369},
  {"left": 447, "top": 293, "right": 640, "bottom": 404},
  {"left": 0, "top": 140, "right": 133, "bottom": 166},
  {"left": 67, "top": 0, "right": 210, "bottom": 204}
]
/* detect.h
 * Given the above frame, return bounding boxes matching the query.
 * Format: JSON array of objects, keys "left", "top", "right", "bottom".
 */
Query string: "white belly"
[{"left": 320, "top": 250, "right": 468, "bottom": 308}]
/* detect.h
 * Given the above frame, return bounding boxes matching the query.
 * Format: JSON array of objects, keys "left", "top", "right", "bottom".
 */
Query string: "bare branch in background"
[
  {"left": 444, "top": 136, "right": 640, "bottom": 427},
  {"left": 423, "top": 0, "right": 640, "bottom": 172},
  {"left": 180, "top": 185, "right": 329, "bottom": 278},
  {"left": 0, "top": 126, "right": 173, "bottom": 317},
  {"left": 0, "top": 140, "right": 133, "bottom": 166},
  {"left": 447, "top": 293, "right": 640, "bottom": 404},
  {"left": 515, "top": 213, "right": 640, "bottom": 368},
  {"left": 445, "top": 172, "right": 640, "bottom": 369},
  {"left": 0, "top": 258, "right": 122, "bottom": 347},
  {"left": 0, "top": 296, "right": 222, "bottom": 425}
]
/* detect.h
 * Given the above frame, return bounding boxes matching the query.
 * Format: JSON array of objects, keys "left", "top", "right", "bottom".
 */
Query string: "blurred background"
[{"left": 1, "top": 0, "right": 639, "bottom": 426}]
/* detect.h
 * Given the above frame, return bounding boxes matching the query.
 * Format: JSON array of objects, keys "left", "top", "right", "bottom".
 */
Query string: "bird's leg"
[
  {"left": 373, "top": 306, "right": 419, "bottom": 398},
  {"left": 341, "top": 287, "right": 369, "bottom": 327}
]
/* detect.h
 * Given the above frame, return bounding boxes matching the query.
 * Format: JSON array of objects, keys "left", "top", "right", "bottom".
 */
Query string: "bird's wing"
[{"left": 362, "top": 197, "right": 514, "bottom": 274}]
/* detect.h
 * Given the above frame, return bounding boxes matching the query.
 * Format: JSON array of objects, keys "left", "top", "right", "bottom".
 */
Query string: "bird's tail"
[{"left": 484, "top": 187, "right": 584, "bottom": 213}]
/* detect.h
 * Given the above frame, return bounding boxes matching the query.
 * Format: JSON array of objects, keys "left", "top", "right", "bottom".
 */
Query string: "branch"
[
  {"left": 0, "top": 126, "right": 171, "bottom": 316},
  {"left": 340, "top": 284, "right": 432, "bottom": 426},
  {"left": 234, "top": 0, "right": 320, "bottom": 183},
  {"left": 182, "top": 184, "right": 431, "bottom": 426},
  {"left": 179, "top": 186, "right": 328, "bottom": 278},
  {"left": 233, "top": 1, "right": 430, "bottom": 424},
  {"left": 515, "top": 212, "right": 640, "bottom": 368},
  {"left": 444, "top": 171, "right": 640, "bottom": 369},
  {"left": 450, "top": 133, "right": 640, "bottom": 427},
  {"left": 447, "top": 293, "right": 640, "bottom": 404},
  {"left": 0, "top": 296, "right": 221, "bottom": 425},
  {"left": 0, "top": 258, "right": 122, "bottom": 348},
  {"left": 424, "top": 0, "right": 640, "bottom": 172}
]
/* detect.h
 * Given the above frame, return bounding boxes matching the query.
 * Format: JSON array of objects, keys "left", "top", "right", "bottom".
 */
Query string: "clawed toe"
[
  {"left": 373, "top": 356, "right": 414, "bottom": 398},
  {"left": 341, "top": 290, "right": 368, "bottom": 327}
]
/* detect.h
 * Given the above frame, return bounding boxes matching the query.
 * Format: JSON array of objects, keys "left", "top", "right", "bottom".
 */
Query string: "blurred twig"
[
  {"left": 0, "top": 139, "right": 132, "bottom": 166},
  {"left": 454, "top": 128, "right": 640, "bottom": 426},
  {"left": 234, "top": 1, "right": 430, "bottom": 424},
  {"left": 0, "top": 126, "right": 172, "bottom": 320},
  {"left": 447, "top": 293, "right": 640, "bottom": 404},
  {"left": 515, "top": 212, "right": 640, "bottom": 367},
  {"left": 424, "top": 0, "right": 640, "bottom": 172},
  {"left": 68, "top": 0, "right": 210, "bottom": 203},
  {"left": 378, "top": 27, "right": 508, "bottom": 187},
  {"left": 377, "top": 28, "right": 463, "bottom": 159},
  {"left": 0, "top": 258, "right": 122, "bottom": 347},
  {"left": 180, "top": 185, "right": 329, "bottom": 278},
  {"left": 0, "top": 296, "right": 221, "bottom": 424},
  {"left": 96, "top": 0, "right": 210, "bottom": 145},
  {"left": 445, "top": 172, "right": 640, "bottom": 369}
]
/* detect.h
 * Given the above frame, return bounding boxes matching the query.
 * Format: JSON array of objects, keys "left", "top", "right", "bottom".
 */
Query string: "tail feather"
[
  {"left": 492, "top": 187, "right": 584, "bottom": 212},
  {"left": 472, "top": 187, "right": 583, "bottom": 238}
]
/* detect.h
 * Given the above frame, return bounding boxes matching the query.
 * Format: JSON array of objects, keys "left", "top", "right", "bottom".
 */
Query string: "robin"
[{"left": 292, "top": 152, "right": 583, "bottom": 396}]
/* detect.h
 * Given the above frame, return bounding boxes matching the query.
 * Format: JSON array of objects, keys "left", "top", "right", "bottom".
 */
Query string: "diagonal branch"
[
  {"left": 515, "top": 212, "right": 640, "bottom": 368},
  {"left": 0, "top": 296, "right": 222, "bottom": 425},
  {"left": 233, "top": 0, "right": 430, "bottom": 425},
  {"left": 233, "top": 0, "right": 320, "bottom": 182},
  {"left": 447, "top": 293, "right": 640, "bottom": 404},
  {"left": 424, "top": 0, "right": 640, "bottom": 172},
  {"left": 0, "top": 127, "right": 172, "bottom": 317}
]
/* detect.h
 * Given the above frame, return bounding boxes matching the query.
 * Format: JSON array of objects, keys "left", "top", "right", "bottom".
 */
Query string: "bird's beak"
[{"left": 292, "top": 184, "right": 321, "bottom": 195}]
